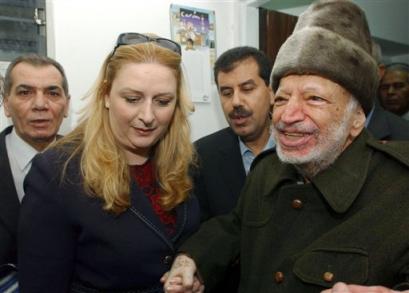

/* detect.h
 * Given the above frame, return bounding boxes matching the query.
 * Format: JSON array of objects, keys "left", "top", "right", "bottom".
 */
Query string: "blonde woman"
[{"left": 18, "top": 33, "right": 200, "bottom": 293}]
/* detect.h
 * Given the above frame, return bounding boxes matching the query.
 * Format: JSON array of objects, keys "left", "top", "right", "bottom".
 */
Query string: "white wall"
[
  {"left": 0, "top": 0, "right": 259, "bottom": 140},
  {"left": 44, "top": 0, "right": 259, "bottom": 141}
]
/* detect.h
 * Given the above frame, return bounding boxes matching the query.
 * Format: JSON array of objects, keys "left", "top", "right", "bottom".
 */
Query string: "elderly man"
[
  {"left": 162, "top": 1, "right": 409, "bottom": 292},
  {"left": 378, "top": 63, "right": 409, "bottom": 120},
  {"left": 0, "top": 54, "right": 70, "bottom": 268}
]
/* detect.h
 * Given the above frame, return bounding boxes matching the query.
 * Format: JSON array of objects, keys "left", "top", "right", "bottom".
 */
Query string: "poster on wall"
[{"left": 170, "top": 4, "right": 216, "bottom": 103}]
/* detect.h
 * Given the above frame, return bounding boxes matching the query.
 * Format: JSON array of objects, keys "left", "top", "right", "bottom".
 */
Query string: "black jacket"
[
  {"left": 367, "top": 105, "right": 409, "bottom": 140},
  {"left": 183, "top": 130, "right": 409, "bottom": 292},
  {"left": 0, "top": 126, "right": 20, "bottom": 266},
  {"left": 193, "top": 127, "right": 246, "bottom": 222},
  {"left": 18, "top": 147, "right": 200, "bottom": 292}
]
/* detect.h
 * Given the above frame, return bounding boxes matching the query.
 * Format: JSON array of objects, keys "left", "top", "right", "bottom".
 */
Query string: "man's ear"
[
  {"left": 350, "top": 106, "right": 366, "bottom": 138},
  {"left": 3, "top": 96, "right": 11, "bottom": 117}
]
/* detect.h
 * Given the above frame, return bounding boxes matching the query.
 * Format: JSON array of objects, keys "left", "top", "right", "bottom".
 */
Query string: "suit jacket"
[
  {"left": 0, "top": 126, "right": 20, "bottom": 265},
  {"left": 183, "top": 130, "right": 409, "bottom": 292},
  {"left": 193, "top": 127, "right": 246, "bottom": 293},
  {"left": 193, "top": 127, "right": 246, "bottom": 222},
  {"left": 18, "top": 147, "right": 200, "bottom": 292},
  {"left": 367, "top": 105, "right": 409, "bottom": 140}
]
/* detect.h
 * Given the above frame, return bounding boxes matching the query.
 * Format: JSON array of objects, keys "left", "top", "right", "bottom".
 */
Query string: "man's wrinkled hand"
[{"left": 161, "top": 254, "right": 204, "bottom": 293}]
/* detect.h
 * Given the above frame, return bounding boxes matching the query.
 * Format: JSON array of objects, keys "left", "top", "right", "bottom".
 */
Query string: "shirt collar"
[
  {"left": 364, "top": 106, "right": 375, "bottom": 128},
  {"left": 7, "top": 128, "right": 39, "bottom": 171},
  {"left": 238, "top": 135, "right": 275, "bottom": 156}
]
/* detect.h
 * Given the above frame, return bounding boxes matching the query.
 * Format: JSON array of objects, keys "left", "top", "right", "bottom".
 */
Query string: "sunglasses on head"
[{"left": 111, "top": 32, "right": 182, "bottom": 57}]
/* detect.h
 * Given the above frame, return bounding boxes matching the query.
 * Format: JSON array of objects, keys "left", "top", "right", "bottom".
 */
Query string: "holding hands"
[
  {"left": 162, "top": 258, "right": 409, "bottom": 293},
  {"left": 161, "top": 254, "right": 204, "bottom": 293}
]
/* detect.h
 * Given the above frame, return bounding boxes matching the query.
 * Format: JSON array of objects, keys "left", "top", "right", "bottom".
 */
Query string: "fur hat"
[{"left": 270, "top": 0, "right": 378, "bottom": 114}]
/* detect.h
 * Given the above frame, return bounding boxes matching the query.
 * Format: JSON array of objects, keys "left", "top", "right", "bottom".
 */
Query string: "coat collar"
[
  {"left": 129, "top": 181, "right": 188, "bottom": 251},
  {"left": 258, "top": 130, "right": 372, "bottom": 214},
  {"left": 311, "top": 130, "right": 372, "bottom": 213}
]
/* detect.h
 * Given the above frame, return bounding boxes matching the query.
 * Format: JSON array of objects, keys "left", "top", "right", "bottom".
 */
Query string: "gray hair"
[{"left": 3, "top": 53, "right": 70, "bottom": 99}]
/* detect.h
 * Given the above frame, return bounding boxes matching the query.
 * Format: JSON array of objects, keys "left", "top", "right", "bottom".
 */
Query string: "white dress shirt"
[{"left": 5, "top": 128, "right": 38, "bottom": 202}]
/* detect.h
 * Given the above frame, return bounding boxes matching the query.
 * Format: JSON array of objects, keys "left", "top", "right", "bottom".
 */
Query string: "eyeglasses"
[{"left": 111, "top": 33, "right": 182, "bottom": 57}]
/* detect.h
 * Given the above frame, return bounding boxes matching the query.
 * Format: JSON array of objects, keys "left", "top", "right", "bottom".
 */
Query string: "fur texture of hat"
[{"left": 271, "top": 0, "right": 378, "bottom": 114}]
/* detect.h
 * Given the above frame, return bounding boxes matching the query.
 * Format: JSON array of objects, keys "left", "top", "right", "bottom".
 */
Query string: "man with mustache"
[
  {"left": 163, "top": 1, "right": 409, "bottom": 292},
  {"left": 193, "top": 46, "right": 274, "bottom": 223},
  {"left": 0, "top": 54, "right": 70, "bottom": 275},
  {"left": 192, "top": 46, "right": 274, "bottom": 292}
]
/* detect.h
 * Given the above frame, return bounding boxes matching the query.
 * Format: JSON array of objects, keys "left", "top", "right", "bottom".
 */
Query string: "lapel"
[
  {"left": 128, "top": 181, "right": 187, "bottom": 251},
  {"left": 217, "top": 128, "right": 247, "bottom": 199},
  {"left": 312, "top": 131, "right": 372, "bottom": 213},
  {"left": 0, "top": 126, "right": 20, "bottom": 238},
  {"left": 252, "top": 131, "right": 372, "bottom": 217}
]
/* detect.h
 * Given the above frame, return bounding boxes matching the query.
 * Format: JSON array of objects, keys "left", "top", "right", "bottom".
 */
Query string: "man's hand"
[
  {"left": 161, "top": 254, "right": 204, "bottom": 293},
  {"left": 321, "top": 282, "right": 408, "bottom": 293}
]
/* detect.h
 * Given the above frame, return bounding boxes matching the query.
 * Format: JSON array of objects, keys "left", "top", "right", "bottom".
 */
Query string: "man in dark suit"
[
  {"left": 194, "top": 46, "right": 274, "bottom": 223},
  {"left": 367, "top": 104, "right": 409, "bottom": 140},
  {"left": 366, "top": 42, "right": 409, "bottom": 140},
  {"left": 0, "top": 54, "right": 70, "bottom": 268},
  {"left": 192, "top": 47, "right": 273, "bottom": 293}
]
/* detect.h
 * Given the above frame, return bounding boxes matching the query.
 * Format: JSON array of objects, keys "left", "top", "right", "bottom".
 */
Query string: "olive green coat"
[{"left": 182, "top": 130, "right": 409, "bottom": 292}]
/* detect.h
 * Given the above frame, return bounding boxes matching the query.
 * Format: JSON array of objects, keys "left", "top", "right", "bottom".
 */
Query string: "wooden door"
[{"left": 259, "top": 8, "right": 298, "bottom": 65}]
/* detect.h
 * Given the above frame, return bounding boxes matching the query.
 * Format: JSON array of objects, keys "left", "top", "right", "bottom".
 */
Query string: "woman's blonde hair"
[{"left": 55, "top": 42, "right": 195, "bottom": 214}]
